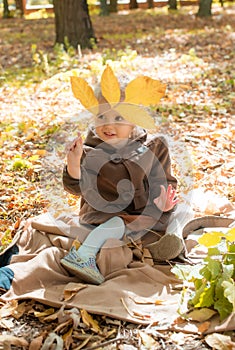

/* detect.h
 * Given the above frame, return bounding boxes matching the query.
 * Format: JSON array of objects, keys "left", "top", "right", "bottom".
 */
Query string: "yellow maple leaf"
[
  {"left": 114, "top": 103, "right": 155, "bottom": 129},
  {"left": 101, "top": 65, "right": 121, "bottom": 104},
  {"left": 124, "top": 76, "right": 166, "bottom": 106},
  {"left": 70, "top": 76, "right": 99, "bottom": 112},
  {"left": 80, "top": 309, "right": 101, "bottom": 333},
  {"left": 198, "top": 231, "right": 225, "bottom": 247},
  {"left": 226, "top": 227, "right": 235, "bottom": 242}
]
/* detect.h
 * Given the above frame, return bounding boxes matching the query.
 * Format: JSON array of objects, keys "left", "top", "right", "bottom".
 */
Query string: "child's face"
[{"left": 95, "top": 108, "right": 134, "bottom": 146}]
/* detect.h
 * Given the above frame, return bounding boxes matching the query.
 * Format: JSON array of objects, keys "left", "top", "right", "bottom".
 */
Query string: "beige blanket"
[{"left": 1, "top": 212, "right": 235, "bottom": 335}]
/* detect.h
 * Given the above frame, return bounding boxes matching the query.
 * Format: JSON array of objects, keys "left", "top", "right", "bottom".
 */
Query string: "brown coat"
[{"left": 63, "top": 128, "right": 177, "bottom": 234}]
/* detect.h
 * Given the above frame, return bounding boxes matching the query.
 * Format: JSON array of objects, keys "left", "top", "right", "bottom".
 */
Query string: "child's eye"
[
  {"left": 97, "top": 114, "right": 105, "bottom": 120},
  {"left": 115, "top": 116, "right": 124, "bottom": 122}
]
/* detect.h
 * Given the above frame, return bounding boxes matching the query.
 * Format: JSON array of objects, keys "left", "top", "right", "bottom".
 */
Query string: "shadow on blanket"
[{"left": 0, "top": 212, "right": 235, "bottom": 335}]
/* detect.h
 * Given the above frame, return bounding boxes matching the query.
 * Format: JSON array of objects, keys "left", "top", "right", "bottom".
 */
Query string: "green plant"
[
  {"left": 101, "top": 48, "right": 137, "bottom": 65},
  {"left": 172, "top": 227, "right": 235, "bottom": 320},
  {"left": 32, "top": 44, "right": 50, "bottom": 74}
]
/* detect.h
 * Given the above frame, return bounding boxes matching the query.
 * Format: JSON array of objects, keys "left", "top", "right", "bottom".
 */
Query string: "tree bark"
[
  {"left": 109, "top": 0, "right": 118, "bottom": 13},
  {"left": 53, "top": 0, "right": 96, "bottom": 49},
  {"left": 3, "top": 0, "right": 10, "bottom": 18},
  {"left": 168, "top": 0, "right": 177, "bottom": 10},
  {"left": 129, "top": 0, "right": 138, "bottom": 9},
  {"left": 197, "top": 0, "right": 212, "bottom": 17},
  {"left": 100, "top": 0, "right": 109, "bottom": 16},
  {"left": 15, "top": 0, "right": 24, "bottom": 17},
  {"left": 147, "top": 0, "right": 154, "bottom": 8}
]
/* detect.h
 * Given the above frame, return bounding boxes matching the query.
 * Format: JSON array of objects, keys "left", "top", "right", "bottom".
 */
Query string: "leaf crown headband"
[{"left": 70, "top": 65, "right": 166, "bottom": 129}]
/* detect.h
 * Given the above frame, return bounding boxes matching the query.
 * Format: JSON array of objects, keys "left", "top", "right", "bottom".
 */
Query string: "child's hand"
[
  {"left": 66, "top": 132, "right": 83, "bottom": 179},
  {"left": 67, "top": 132, "right": 83, "bottom": 159},
  {"left": 153, "top": 184, "right": 179, "bottom": 212}
]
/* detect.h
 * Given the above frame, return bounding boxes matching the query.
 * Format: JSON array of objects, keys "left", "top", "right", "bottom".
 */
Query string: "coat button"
[{"left": 110, "top": 153, "right": 122, "bottom": 163}]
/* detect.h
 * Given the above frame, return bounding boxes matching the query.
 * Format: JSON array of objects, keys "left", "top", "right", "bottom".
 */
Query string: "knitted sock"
[{"left": 0, "top": 267, "right": 14, "bottom": 290}]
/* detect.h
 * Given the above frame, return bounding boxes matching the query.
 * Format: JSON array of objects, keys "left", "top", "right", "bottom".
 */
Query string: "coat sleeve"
[
  {"left": 62, "top": 165, "right": 82, "bottom": 196},
  {"left": 148, "top": 136, "right": 178, "bottom": 202}
]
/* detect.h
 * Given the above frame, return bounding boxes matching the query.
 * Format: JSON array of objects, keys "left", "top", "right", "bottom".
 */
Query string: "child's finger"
[{"left": 167, "top": 184, "right": 176, "bottom": 200}]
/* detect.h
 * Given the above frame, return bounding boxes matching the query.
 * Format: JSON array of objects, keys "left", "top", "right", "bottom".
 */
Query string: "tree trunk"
[
  {"left": 109, "top": 0, "right": 118, "bottom": 13},
  {"left": 197, "top": 0, "right": 212, "bottom": 17},
  {"left": 168, "top": 0, "right": 177, "bottom": 10},
  {"left": 147, "top": 0, "right": 154, "bottom": 8},
  {"left": 3, "top": 0, "right": 10, "bottom": 18},
  {"left": 129, "top": 0, "right": 138, "bottom": 9},
  {"left": 100, "top": 0, "right": 109, "bottom": 16},
  {"left": 15, "top": 0, "right": 24, "bottom": 17},
  {"left": 53, "top": 0, "right": 96, "bottom": 49}
]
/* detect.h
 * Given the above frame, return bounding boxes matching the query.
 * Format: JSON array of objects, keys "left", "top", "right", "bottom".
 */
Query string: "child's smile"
[{"left": 95, "top": 108, "right": 134, "bottom": 145}]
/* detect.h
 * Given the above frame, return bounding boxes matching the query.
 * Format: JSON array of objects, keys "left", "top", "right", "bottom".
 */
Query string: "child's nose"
[{"left": 103, "top": 122, "right": 114, "bottom": 129}]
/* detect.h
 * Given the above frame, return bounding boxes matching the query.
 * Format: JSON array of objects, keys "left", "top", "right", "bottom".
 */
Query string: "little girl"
[{"left": 61, "top": 66, "right": 184, "bottom": 284}]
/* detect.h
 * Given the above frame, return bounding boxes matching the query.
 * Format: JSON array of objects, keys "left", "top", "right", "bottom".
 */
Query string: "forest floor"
[{"left": 0, "top": 3, "right": 235, "bottom": 349}]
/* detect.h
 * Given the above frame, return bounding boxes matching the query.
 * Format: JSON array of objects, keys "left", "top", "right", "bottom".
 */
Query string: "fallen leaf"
[
  {"left": 197, "top": 321, "right": 210, "bottom": 333},
  {"left": 138, "top": 330, "right": 159, "bottom": 348},
  {"left": 80, "top": 309, "right": 101, "bottom": 333},
  {"left": 29, "top": 335, "right": 44, "bottom": 350},
  {"left": 0, "top": 318, "right": 14, "bottom": 329},
  {"left": 187, "top": 308, "right": 217, "bottom": 322},
  {"left": 62, "top": 326, "right": 73, "bottom": 349},
  {"left": 0, "top": 300, "right": 19, "bottom": 319},
  {"left": 205, "top": 333, "right": 235, "bottom": 350},
  {"left": 40, "top": 332, "right": 63, "bottom": 350},
  {"left": 0, "top": 335, "right": 28, "bottom": 348},
  {"left": 62, "top": 282, "right": 87, "bottom": 301},
  {"left": 34, "top": 308, "right": 55, "bottom": 318}
]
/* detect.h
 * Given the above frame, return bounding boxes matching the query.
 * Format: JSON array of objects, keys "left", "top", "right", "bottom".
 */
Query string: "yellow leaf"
[
  {"left": 198, "top": 231, "right": 224, "bottom": 247},
  {"left": 12, "top": 301, "right": 26, "bottom": 320},
  {"left": 70, "top": 76, "right": 99, "bottom": 112},
  {"left": 138, "top": 330, "right": 158, "bottom": 348},
  {"left": 62, "top": 282, "right": 87, "bottom": 302},
  {"left": 72, "top": 239, "right": 81, "bottom": 250},
  {"left": 81, "top": 309, "right": 101, "bottom": 333},
  {"left": 114, "top": 103, "right": 155, "bottom": 129},
  {"left": 35, "top": 149, "right": 47, "bottom": 157},
  {"left": 155, "top": 299, "right": 166, "bottom": 305},
  {"left": 226, "top": 227, "right": 235, "bottom": 242},
  {"left": 34, "top": 308, "right": 55, "bottom": 318},
  {"left": 62, "top": 326, "right": 73, "bottom": 348},
  {"left": 124, "top": 76, "right": 166, "bottom": 106},
  {"left": 101, "top": 65, "right": 121, "bottom": 104}
]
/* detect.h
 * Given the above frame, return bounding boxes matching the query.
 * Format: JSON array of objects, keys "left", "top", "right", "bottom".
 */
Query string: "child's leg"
[
  {"left": 61, "top": 216, "right": 125, "bottom": 285},
  {"left": 78, "top": 216, "right": 125, "bottom": 257}
]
